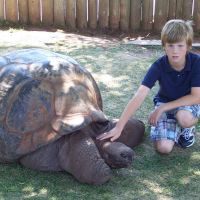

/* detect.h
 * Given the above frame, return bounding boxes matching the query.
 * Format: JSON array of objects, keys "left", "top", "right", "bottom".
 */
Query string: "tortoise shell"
[{"left": 0, "top": 48, "right": 106, "bottom": 162}]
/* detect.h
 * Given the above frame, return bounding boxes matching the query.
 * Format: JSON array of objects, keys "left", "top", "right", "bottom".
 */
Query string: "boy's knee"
[
  {"left": 176, "top": 110, "right": 198, "bottom": 128},
  {"left": 156, "top": 146, "right": 173, "bottom": 154},
  {"left": 155, "top": 140, "right": 174, "bottom": 154}
]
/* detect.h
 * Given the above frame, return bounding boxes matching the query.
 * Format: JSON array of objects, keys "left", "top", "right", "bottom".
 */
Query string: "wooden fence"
[{"left": 0, "top": 0, "right": 200, "bottom": 32}]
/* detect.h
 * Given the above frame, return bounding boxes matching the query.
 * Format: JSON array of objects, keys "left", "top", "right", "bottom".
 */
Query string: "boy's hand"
[
  {"left": 96, "top": 127, "right": 121, "bottom": 142},
  {"left": 148, "top": 105, "right": 165, "bottom": 126}
]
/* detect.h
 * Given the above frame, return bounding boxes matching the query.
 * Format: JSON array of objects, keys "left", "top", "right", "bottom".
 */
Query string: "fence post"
[
  {"left": 66, "top": 0, "right": 76, "bottom": 30},
  {"left": 54, "top": 0, "right": 65, "bottom": 27},
  {"left": 88, "top": 0, "right": 97, "bottom": 29},
  {"left": 76, "top": 0, "right": 87, "bottom": 29},
  {"left": 130, "top": 0, "right": 141, "bottom": 31},
  {"left": 99, "top": 0, "right": 109, "bottom": 29},
  {"left": 18, "top": 0, "right": 29, "bottom": 24},
  {"left": 193, "top": 0, "right": 200, "bottom": 31},
  {"left": 28, "top": 0, "right": 41, "bottom": 25},
  {"left": 176, "top": 0, "right": 183, "bottom": 19},
  {"left": 42, "top": 0, "right": 54, "bottom": 25},
  {"left": 168, "top": 0, "right": 176, "bottom": 20},
  {"left": 5, "top": 0, "right": 18, "bottom": 23},
  {"left": 182, "top": 0, "right": 193, "bottom": 20},
  {"left": 110, "top": 0, "right": 120, "bottom": 30},
  {"left": 0, "top": 0, "right": 4, "bottom": 20},
  {"left": 141, "top": 0, "right": 153, "bottom": 31},
  {"left": 120, "top": 0, "right": 130, "bottom": 32},
  {"left": 154, "top": 0, "right": 169, "bottom": 32}
]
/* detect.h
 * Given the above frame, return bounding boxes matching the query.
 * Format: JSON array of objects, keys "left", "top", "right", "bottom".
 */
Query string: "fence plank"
[
  {"left": 76, "top": 0, "right": 87, "bottom": 29},
  {"left": 18, "top": 0, "right": 28, "bottom": 24},
  {"left": 176, "top": 0, "right": 183, "bottom": 18},
  {"left": 88, "top": 0, "right": 97, "bottom": 29},
  {"left": 193, "top": 0, "right": 200, "bottom": 31},
  {"left": 28, "top": 0, "right": 40, "bottom": 25},
  {"left": 42, "top": 0, "right": 54, "bottom": 25},
  {"left": 168, "top": 0, "right": 176, "bottom": 20},
  {"left": 141, "top": 0, "right": 153, "bottom": 31},
  {"left": 5, "top": 0, "right": 18, "bottom": 22},
  {"left": 109, "top": 0, "right": 120, "bottom": 30},
  {"left": 182, "top": 0, "right": 193, "bottom": 20},
  {"left": 120, "top": 0, "right": 130, "bottom": 31},
  {"left": 130, "top": 0, "right": 141, "bottom": 31},
  {"left": 66, "top": 0, "right": 76, "bottom": 29},
  {"left": 99, "top": 0, "right": 109, "bottom": 29},
  {"left": 154, "top": 0, "right": 169, "bottom": 32},
  {"left": 0, "top": 0, "right": 4, "bottom": 20},
  {"left": 54, "top": 0, "right": 65, "bottom": 27}
]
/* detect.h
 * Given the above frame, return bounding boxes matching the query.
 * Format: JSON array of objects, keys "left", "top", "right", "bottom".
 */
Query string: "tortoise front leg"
[{"left": 58, "top": 131, "right": 112, "bottom": 185}]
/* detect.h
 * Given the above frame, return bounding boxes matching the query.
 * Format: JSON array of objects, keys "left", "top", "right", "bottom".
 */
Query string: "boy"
[{"left": 97, "top": 19, "right": 200, "bottom": 154}]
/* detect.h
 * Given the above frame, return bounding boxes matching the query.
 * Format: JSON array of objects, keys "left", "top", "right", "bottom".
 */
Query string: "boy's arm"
[
  {"left": 149, "top": 87, "right": 200, "bottom": 126},
  {"left": 97, "top": 85, "right": 150, "bottom": 141}
]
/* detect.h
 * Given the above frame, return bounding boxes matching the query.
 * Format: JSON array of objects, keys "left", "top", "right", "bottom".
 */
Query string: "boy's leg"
[
  {"left": 175, "top": 105, "right": 200, "bottom": 148},
  {"left": 154, "top": 139, "right": 175, "bottom": 154},
  {"left": 176, "top": 109, "right": 198, "bottom": 128},
  {"left": 150, "top": 105, "right": 180, "bottom": 154}
]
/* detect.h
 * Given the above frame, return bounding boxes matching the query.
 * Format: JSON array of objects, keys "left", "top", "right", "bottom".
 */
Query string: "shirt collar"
[{"left": 164, "top": 53, "right": 191, "bottom": 73}]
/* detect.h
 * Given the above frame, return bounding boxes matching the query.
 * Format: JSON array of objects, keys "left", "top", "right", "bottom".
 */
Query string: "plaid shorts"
[{"left": 150, "top": 103, "right": 200, "bottom": 142}]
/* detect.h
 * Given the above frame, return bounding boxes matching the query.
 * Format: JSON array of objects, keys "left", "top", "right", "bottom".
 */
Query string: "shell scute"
[{"left": 7, "top": 79, "right": 54, "bottom": 134}]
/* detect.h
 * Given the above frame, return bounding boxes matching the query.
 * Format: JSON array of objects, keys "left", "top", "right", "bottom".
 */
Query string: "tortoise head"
[
  {"left": 76, "top": 119, "right": 134, "bottom": 168},
  {"left": 89, "top": 117, "right": 145, "bottom": 169},
  {"left": 99, "top": 141, "right": 134, "bottom": 168}
]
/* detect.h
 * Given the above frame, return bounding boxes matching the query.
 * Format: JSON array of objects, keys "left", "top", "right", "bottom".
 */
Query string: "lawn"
[{"left": 0, "top": 28, "right": 199, "bottom": 200}]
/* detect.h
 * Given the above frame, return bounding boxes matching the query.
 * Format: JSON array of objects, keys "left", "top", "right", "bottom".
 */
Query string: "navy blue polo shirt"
[{"left": 142, "top": 52, "right": 200, "bottom": 104}]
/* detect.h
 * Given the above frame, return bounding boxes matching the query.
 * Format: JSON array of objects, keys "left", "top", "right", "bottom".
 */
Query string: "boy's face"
[{"left": 164, "top": 40, "right": 188, "bottom": 69}]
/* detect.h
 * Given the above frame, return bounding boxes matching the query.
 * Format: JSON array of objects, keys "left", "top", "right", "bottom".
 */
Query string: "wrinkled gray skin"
[{"left": 0, "top": 49, "right": 145, "bottom": 185}]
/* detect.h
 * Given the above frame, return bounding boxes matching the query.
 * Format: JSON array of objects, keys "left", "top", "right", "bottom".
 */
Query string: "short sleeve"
[
  {"left": 191, "top": 57, "right": 200, "bottom": 87},
  {"left": 142, "top": 62, "right": 160, "bottom": 89}
]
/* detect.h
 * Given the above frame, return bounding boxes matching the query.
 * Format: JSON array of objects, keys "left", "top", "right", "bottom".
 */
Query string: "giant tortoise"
[{"left": 0, "top": 48, "right": 145, "bottom": 185}]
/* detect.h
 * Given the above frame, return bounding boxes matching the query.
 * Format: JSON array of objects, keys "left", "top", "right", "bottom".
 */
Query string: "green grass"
[{"left": 0, "top": 28, "right": 200, "bottom": 200}]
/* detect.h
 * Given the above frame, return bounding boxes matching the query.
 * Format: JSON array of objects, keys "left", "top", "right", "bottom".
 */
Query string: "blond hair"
[{"left": 161, "top": 19, "right": 193, "bottom": 47}]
